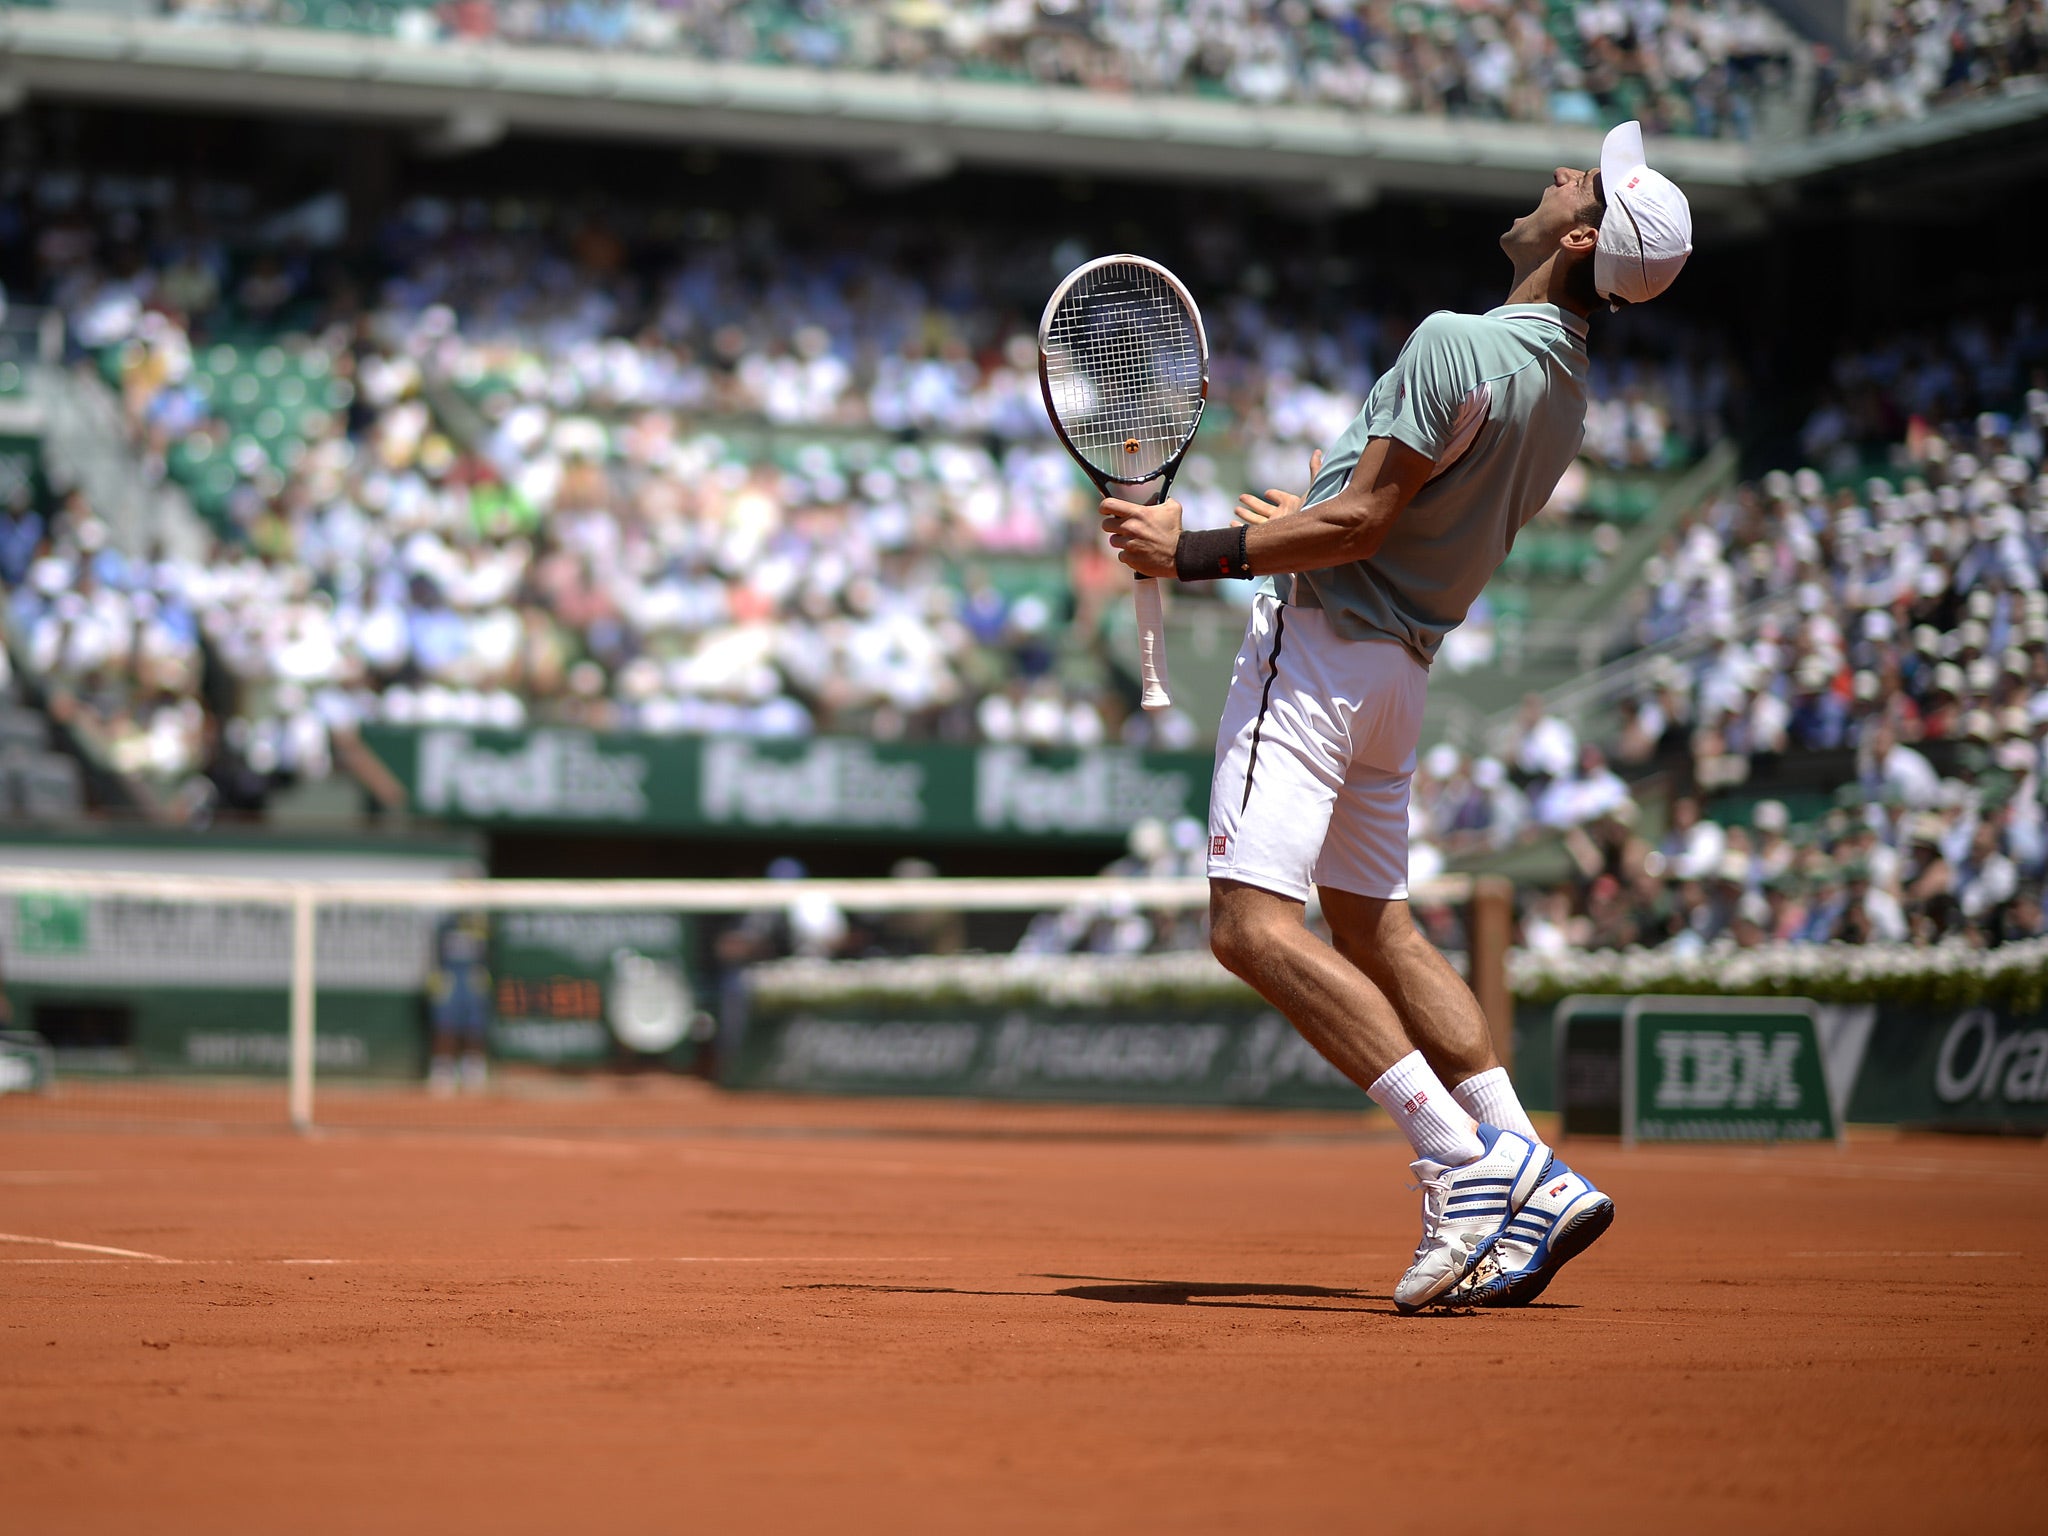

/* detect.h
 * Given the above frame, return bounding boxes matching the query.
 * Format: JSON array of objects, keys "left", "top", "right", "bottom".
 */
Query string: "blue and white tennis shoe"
[
  {"left": 1448, "top": 1157, "right": 1614, "bottom": 1307},
  {"left": 1392, "top": 1123, "right": 1552, "bottom": 1314}
]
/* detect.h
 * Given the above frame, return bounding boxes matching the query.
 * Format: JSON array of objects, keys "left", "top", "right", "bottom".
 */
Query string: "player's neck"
[{"left": 1503, "top": 254, "right": 1592, "bottom": 318}]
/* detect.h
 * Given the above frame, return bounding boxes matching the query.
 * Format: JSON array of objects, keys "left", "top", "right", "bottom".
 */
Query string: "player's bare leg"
[
  {"left": 1207, "top": 878, "right": 1420, "bottom": 1091},
  {"left": 1317, "top": 885, "right": 1614, "bottom": 1304},
  {"left": 1318, "top": 888, "right": 1495, "bottom": 1078},
  {"left": 1209, "top": 877, "right": 1551, "bottom": 1311},
  {"left": 1317, "top": 887, "right": 1536, "bottom": 1139}
]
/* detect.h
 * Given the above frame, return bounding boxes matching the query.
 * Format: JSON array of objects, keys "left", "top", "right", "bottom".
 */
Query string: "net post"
[
  {"left": 288, "top": 884, "right": 316, "bottom": 1133},
  {"left": 1469, "top": 874, "right": 1514, "bottom": 1075}
]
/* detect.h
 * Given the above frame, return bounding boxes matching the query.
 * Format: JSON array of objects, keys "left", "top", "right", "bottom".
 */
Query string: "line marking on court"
[
  {"left": 0, "top": 1255, "right": 945, "bottom": 1267},
  {"left": 0, "top": 1258, "right": 158, "bottom": 1265},
  {"left": 0, "top": 1171, "right": 102, "bottom": 1184},
  {"left": 668, "top": 1148, "right": 1007, "bottom": 1178},
  {"left": 0, "top": 1232, "right": 177, "bottom": 1262},
  {"left": 465, "top": 1137, "right": 644, "bottom": 1160},
  {"left": 1787, "top": 1249, "right": 2022, "bottom": 1259},
  {"left": 564, "top": 1256, "right": 953, "bottom": 1264},
  {"left": 389, "top": 1136, "right": 1005, "bottom": 1178}
]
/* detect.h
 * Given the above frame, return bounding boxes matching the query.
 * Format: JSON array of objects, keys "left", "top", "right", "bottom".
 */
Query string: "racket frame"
[{"left": 1036, "top": 254, "right": 1211, "bottom": 711}]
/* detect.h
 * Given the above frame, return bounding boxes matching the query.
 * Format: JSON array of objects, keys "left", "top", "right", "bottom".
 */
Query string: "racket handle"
[{"left": 1134, "top": 574, "right": 1171, "bottom": 711}]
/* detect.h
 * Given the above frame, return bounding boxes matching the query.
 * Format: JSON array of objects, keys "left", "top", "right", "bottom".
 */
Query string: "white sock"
[
  {"left": 1367, "top": 1051, "right": 1484, "bottom": 1167},
  {"left": 1452, "top": 1067, "right": 1539, "bottom": 1144}
]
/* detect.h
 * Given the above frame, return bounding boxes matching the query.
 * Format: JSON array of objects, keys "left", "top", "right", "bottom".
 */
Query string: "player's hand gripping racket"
[{"left": 1039, "top": 255, "right": 1209, "bottom": 710}]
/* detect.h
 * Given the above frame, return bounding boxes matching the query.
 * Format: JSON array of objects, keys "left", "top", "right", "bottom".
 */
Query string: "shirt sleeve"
[{"left": 1363, "top": 313, "right": 1484, "bottom": 463}]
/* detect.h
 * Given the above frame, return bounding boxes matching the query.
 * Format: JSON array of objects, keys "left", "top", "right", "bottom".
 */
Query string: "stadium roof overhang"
[{"left": 4, "top": 10, "right": 2045, "bottom": 223}]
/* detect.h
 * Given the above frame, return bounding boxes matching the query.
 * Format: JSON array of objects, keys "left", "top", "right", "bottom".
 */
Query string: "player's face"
[{"left": 1502, "top": 166, "right": 1601, "bottom": 257}]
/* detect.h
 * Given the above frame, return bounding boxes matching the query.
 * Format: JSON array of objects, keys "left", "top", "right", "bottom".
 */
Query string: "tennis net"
[{"left": 0, "top": 867, "right": 1505, "bottom": 1132}]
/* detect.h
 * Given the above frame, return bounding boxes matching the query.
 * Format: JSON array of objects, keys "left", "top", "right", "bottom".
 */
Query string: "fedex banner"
[{"left": 362, "top": 727, "right": 1209, "bottom": 844}]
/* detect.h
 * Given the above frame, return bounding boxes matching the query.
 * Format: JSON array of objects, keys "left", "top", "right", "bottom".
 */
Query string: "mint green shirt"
[{"left": 1281, "top": 303, "right": 1589, "bottom": 666}]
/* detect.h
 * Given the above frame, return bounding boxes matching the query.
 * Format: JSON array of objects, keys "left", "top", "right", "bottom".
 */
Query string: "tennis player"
[{"left": 1100, "top": 123, "right": 1692, "bottom": 1311}]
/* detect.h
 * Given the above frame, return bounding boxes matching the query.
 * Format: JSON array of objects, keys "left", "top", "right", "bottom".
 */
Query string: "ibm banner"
[
  {"left": 1556, "top": 996, "right": 1844, "bottom": 1144},
  {"left": 1555, "top": 994, "right": 2048, "bottom": 1139}
]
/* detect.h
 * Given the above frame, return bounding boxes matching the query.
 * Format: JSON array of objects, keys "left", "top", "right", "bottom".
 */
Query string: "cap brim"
[{"left": 1601, "top": 120, "right": 1646, "bottom": 188}]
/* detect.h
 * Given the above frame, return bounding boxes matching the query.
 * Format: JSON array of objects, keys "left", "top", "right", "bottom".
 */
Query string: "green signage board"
[
  {"left": 0, "top": 1031, "right": 55, "bottom": 1094},
  {"left": 490, "top": 910, "right": 699, "bottom": 1066},
  {"left": 1552, "top": 994, "right": 1628, "bottom": 1138},
  {"left": 1, "top": 983, "right": 425, "bottom": 1078},
  {"left": 14, "top": 893, "right": 86, "bottom": 955},
  {"left": 359, "top": 727, "right": 1212, "bottom": 843},
  {"left": 727, "top": 1003, "right": 1370, "bottom": 1110},
  {"left": 1859, "top": 1005, "right": 2048, "bottom": 1131},
  {"left": 1623, "top": 998, "right": 1838, "bottom": 1145}
]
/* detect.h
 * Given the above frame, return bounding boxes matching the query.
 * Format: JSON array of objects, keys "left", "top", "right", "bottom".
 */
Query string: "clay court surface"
[{"left": 4, "top": 1088, "right": 2046, "bottom": 1533}]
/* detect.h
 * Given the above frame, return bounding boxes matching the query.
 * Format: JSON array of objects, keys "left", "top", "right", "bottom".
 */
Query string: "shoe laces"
[{"left": 1409, "top": 1171, "right": 1451, "bottom": 1260}]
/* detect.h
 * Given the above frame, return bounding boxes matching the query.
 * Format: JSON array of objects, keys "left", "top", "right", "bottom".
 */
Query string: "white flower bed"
[
  {"left": 751, "top": 936, "right": 2048, "bottom": 1014},
  {"left": 749, "top": 951, "right": 1257, "bottom": 1011},
  {"left": 1510, "top": 937, "right": 2048, "bottom": 1010}
]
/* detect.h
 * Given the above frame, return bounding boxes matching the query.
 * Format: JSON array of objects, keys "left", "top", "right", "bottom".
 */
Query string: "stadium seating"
[
  {"left": 142, "top": 0, "right": 2048, "bottom": 138},
  {"left": 5, "top": 160, "right": 2043, "bottom": 950},
  {"left": 1816, "top": 1, "right": 2048, "bottom": 130},
  {"left": 19, "top": 182, "right": 1716, "bottom": 804},
  {"left": 153, "top": 0, "right": 1806, "bottom": 138}
]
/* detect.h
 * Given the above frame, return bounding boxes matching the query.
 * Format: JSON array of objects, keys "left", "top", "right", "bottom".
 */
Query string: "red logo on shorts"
[{"left": 1211, "top": 836, "right": 1229, "bottom": 857}]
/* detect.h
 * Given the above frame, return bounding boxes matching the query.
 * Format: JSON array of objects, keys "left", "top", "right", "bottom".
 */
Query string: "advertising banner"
[
  {"left": 1622, "top": 998, "right": 1838, "bottom": 1145},
  {"left": 359, "top": 727, "right": 1212, "bottom": 844},
  {"left": 1849, "top": 1004, "right": 2048, "bottom": 1132},
  {"left": 0, "top": 1030, "right": 55, "bottom": 1094},
  {"left": 1546, "top": 993, "right": 2047, "bottom": 1137},
  {"left": 489, "top": 910, "right": 699, "bottom": 1066},
  {"left": 727, "top": 1004, "right": 1371, "bottom": 1110},
  {"left": 1, "top": 892, "right": 698, "bottom": 1078}
]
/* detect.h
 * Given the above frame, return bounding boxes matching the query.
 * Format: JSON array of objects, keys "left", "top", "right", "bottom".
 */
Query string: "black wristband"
[{"left": 1175, "top": 523, "right": 1251, "bottom": 582}]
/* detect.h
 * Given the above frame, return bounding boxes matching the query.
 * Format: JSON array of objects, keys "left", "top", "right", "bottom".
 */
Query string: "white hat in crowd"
[{"left": 1595, "top": 121, "right": 1693, "bottom": 307}]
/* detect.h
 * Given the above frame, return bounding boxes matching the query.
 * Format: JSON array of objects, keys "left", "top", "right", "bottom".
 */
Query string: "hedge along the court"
[
  {"left": 750, "top": 938, "right": 2048, "bottom": 1013},
  {"left": 1509, "top": 935, "right": 2048, "bottom": 1013}
]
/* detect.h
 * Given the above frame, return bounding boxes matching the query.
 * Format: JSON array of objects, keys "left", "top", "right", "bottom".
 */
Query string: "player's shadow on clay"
[
  {"left": 789, "top": 1277, "right": 1573, "bottom": 1314},
  {"left": 1040, "top": 1275, "right": 1576, "bottom": 1314},
  {"left": 1041, "top": 1275, "right": 1382, "bottom": 1314}
]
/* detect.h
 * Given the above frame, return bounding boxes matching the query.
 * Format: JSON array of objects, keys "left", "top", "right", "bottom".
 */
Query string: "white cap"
[{"left": 1595, "top": 121, "right": 1692, "bottom": 307}]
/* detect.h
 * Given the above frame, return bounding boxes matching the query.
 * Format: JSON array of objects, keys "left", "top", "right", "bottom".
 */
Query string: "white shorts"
[{"left": 1207, "top": 592, "right": 1428, "bottom": 903}]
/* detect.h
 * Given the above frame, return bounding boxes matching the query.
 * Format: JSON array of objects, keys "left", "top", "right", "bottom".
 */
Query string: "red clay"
[{"left": 3, "top": 1091, "right": 2045, "bottom": 1534}]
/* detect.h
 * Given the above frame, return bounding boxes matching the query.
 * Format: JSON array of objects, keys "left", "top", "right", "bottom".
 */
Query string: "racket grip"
[{"left": 1134, "top": 574, "right": 1171, "bottom": 711}]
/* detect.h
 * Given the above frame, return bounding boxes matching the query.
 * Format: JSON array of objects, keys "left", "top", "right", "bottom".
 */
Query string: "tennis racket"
[{"left": 1038, "top": 255, "right": 1209, "bottom": 711}]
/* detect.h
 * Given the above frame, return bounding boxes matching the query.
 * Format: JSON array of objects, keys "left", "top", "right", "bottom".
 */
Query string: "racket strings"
[
  {"left": 1046, "top": 281, "right": 1199, "bottom": 460},
  {"left": 1043, "top": 263, "right": 1204, "bottom": 483}
]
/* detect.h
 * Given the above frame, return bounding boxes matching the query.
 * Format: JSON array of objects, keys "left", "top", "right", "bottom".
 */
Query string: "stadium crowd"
[
  {"left": 4, "top": 177, "right": 1715, "bottom": 812},
  {"left": 1487, "top": 344, "right": 2048, "bottom": 952},
  {"left": 1817, "top": 0, "right": 2048, "bottom": 130},
  {"left": 158, "top": 0, "right": 1801, "bottom": 139},
  {"left": 153, "top": 0, "right": 2048, "bottom": 135},
  {"left": 9, "top": 167, "right": 2043, "bottom": 954}
]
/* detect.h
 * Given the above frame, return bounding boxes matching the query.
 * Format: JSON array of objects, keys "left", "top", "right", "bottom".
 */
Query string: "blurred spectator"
[
  {"left": 427, "top": 909, "right": 493, "bottom": 1095},
  {"left": 8, "top": 173, "right": 1717, "bottom": 813},
  {"left": 1510, "top": 692, "right": 1578, "bottom": 784},
  {"left": 163, "top": 0, "right": 1801, "bottom": 140},
  {"left": 1817, "top": 1, "right": 2048, "bottom": 131}
]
